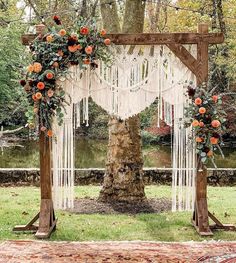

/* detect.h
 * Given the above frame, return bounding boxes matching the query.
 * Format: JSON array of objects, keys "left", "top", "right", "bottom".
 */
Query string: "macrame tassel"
[{"left": 52, "top": 76, "right": 75, "bottom": 210}]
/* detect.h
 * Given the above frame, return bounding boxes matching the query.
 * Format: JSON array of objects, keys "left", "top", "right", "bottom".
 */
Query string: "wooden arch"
[{"left": 14, "top": 23, "right": 235, "bottom": 239}]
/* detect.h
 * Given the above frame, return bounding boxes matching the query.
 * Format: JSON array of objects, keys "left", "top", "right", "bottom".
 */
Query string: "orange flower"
[
  {"left": 47, "top": 130, "right": 53, "bottom": 137},
  {"left": 212, "top": 95, "right": 218, "bottom": 103},
  {"left": 71, "top": 33, "right": 78, "bottom": 41},
  {"left": 33, "top": 62, "right": 42, "bottom": 73},
  {"left": 59, "top": 29, "right": 66, "bottom": 37},
  {"left": 53, "top": 62, "right": 59, "bottom": 68},
  {"left": 46, "top": 35, "right": 53, "bottom": 42},
  {"left": 46, "top": 72, "right": 54, "bottom": 79},
  {"left": 27, "top": 64, "right": 34, "bottom": 73},
  {"left": 211, "top": 120, "right": 221, "bottom": 128},
  {"left": 40, "top": 126, "right": 47, "bottom": 132},
  {"left": 68, "top": 45, "right": 77, "bottom": 53},
  {"left": 199, "top": 121, "right": 204, "bottom": 127},
  {"left": 83, "top": 58, "right": 90, "bottom": 65},
  {"left": 199, "top": 107, "right": 206, "bottom": 114},
  {"left": 100, "top": 29, "right": 106, "bottom": 36},
  {"left": 207, "top": 150, "right": 213, "bottom": 157},
  {"left": 196, "top": 137, "right": 203, "bottom": 143},
  {"left": 80, "top": 26, "right": 89, "bottom": 35},
  {"left": 32, "top": 94, "right": 37, "bottom": 101},
  {"left": 192, "top": 120, "right": 199, "bottom": 127},
  {"left": 210, "top": 137, "right": 218, "bottom": 145},
  {"left": 37, "top": 82, "right": 45, "bottom": 90},
  {"left": 76, "top": 44, "right": 82, "bottom": 50},
  {"left": 57, "top": 50, "right": 64, "bottom": 57},
  {"left": 85, "top": 46, "right": 93, "bottom": 54},
  {"left": 35, "top": 92, "right": 42, "bottom": 100},
  {"left": 47, "top": 89, "right": 54, "bottom": 97},
  {"left": 194, "top": 98, "right": 202, "bottom": 106},
  {"left": 104, "top": 38, "right": 111, "bottom": 45}
]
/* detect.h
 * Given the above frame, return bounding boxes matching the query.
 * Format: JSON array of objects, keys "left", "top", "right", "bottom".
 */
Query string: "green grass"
[{"left": 0, "top": 185, "right": 236, "bottom": 241}]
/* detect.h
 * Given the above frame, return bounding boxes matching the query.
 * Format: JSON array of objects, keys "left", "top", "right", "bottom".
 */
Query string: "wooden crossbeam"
[{"left": 21, "top": 32, "right": 224, "bottom": 46}]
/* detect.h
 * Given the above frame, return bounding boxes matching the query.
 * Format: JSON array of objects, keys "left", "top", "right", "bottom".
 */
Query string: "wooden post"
[
  {"left": 192, "top": 23, "right": 236, "bottom": 236},
  {"left": 192, "top": 23, "right": 213, "bottom": 236},
  {"left": 35, "top": 131, "right": 56, "bottom": 239},
  {"left": 13, "top": 24, "right": 56, "bottom": 239}
]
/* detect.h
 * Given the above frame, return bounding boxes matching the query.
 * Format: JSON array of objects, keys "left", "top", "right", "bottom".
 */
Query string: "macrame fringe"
[{"left": 51, "top": 44, "right": 197, "bottom": 211}]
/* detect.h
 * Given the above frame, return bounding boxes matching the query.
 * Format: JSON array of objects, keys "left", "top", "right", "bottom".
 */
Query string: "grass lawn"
[{"left": 0, "top": 185, "right": 236, "bottom": 241}]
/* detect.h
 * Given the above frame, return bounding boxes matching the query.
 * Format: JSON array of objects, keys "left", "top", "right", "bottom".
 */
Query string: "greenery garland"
[
  {"left": 184, "top": 83, "right": 227, "bottom": 167},
  {"left": 20, "top": 16, "right": 112, "bottom": 137}
]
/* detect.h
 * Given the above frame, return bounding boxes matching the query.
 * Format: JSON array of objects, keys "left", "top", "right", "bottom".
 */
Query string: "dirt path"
[
  {"left": 70, "top": 197, "right": 171, "bottom": 214},
  {"left": 1, "top": 240, "right": 236, "bottom": 262}
]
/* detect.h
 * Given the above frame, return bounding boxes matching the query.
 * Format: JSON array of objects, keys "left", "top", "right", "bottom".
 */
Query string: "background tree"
[{"left": 98, "top": 0, "right": 146, "bottom": 202}]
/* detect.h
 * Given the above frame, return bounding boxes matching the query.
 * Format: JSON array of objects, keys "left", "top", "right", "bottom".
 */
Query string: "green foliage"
[
  {"left": 24, "top": 16, "right": 112, "bottom": 134},
  {"left": 184, "top": 84, "right": 227, "bottom": 166},
  {"left": 141, "top": 130, "right": 160, "bottom": 145},
  {"left": 0, "top": 23, "right": 29, "bottom": 126}
]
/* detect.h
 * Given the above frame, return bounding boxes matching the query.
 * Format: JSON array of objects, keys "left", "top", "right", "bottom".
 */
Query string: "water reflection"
[{"left": 0, "top": 138, "right": 236, "bottom": 168}]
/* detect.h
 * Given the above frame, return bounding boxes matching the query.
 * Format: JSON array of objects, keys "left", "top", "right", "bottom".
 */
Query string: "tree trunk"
[{"left": 99, "top": 0, "right": 146, "bottom": 202}]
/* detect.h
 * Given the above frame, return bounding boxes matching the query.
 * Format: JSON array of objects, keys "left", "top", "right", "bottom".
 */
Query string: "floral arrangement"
[
  {"left": 20, "top": 16, "right": 112, "bottom": 137},
  {"left": 184, "top": 84, "right": 227, "bottom": 166}
]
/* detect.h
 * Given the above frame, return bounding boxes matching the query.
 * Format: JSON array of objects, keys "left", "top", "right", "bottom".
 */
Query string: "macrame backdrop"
[{"left": 52, "top": 44, "right": 197, "bottom": 211}]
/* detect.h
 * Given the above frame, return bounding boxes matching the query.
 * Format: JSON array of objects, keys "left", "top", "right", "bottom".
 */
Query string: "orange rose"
[
  {"left": 35, "top": 92, "right": 42, "bottom": 100},
  {"left": 199, "top": 121, "right": 204, "bottom": 127},
  {"left": 32, "top": 94, "right": 37, "bottom": 101},
  {"left": 47, "top": 130, "right": 53, "bottom": 137},
  {"left": 212, "top": 95, "right": 218, "bottom": 103},
  {"left": 37, "top": 82, "right": 45, "bottom": 90},
  {"left": 207, "top": 150, "right": 213, "bottom": 157},
  {"left": 33, "top": 62, "right": 42, "bottom": 73},
  {"left": 47, "top": 89, "right": 54, "bottom": 97},
  {"left": 59, "top": 29, "right": 66, "bottom": 37},
  {"left": 76, "top": 44, "right": 82, "bottom": 50},
  {"left": 80, "top": 26, "right": 89, "bottom": 35},
  {"left": 196, "top": 137, "right": 203, "bottom": 143},
  {"left": 104, "top": 38, "right": 111, "bottom": 45},
  {"left": 53, "top": 62, "right": 59, "bottom": 68},
  {"left": 100, "top": 29, "right": 106, "bottom": 36},
  {"left": 83, "top": 58, "right": 90, "bottom": 65},
  {"left": 192, "top": 120, "right": 199, "bottom": 127},
  {"left": 194, "top": 98, "right": 202, "bottom": 106},
  {"left": 46, "top": 35, "right": 53, "bottom": 42},
  {"left": 46, "top": 72, "right": 54, "bottom": 79},
  {"left": 211, "top": 120, "right": 221, "bottom": 128},
  {"left": 68, "top": 45, "right": 77, "bottom": 53},
  {"left": 210, "top": 137, "right": 218, "bottom": 145},
  {"left": 27, "top": 64, "right": 34, "bottom": 73},
  {"left": 85, "top": 46, "right": 93, "bottom": 54},
  {"left": 57, "top": 50, "right": 64, "bottom": 57},
  {"left": 199, "top": 107, "right": 206, "bottom": 114}
]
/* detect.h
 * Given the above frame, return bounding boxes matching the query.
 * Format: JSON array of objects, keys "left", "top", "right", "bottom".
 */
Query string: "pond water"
[{"left": 0, "top": 138, "right": 236, "bottom": 168}]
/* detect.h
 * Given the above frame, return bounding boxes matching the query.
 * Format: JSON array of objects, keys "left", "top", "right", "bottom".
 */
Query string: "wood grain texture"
[{"left": 21, "top": 32, "right": 224, "bottom": 46}]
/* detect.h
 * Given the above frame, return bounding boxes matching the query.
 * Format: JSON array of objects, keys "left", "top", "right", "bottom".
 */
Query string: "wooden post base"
[
  {"left": 13, "top": 199, "right": 57, "bottom": 239},
  {"left": 13, "top": 213, "right": 39, "bottom": 233},
  {"left": 35, "top": 199, "right": 57, "bottom": 239},
  {"left": 192, "top": 210, "right": 236, "bottom": 236}
]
